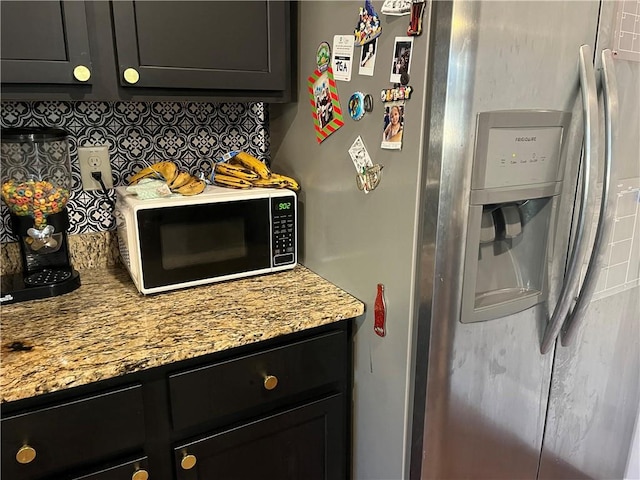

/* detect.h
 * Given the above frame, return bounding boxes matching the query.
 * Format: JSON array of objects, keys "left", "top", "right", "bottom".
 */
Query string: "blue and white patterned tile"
[{"left": 0, "top": 101, "right": 269, "bottom": 243}]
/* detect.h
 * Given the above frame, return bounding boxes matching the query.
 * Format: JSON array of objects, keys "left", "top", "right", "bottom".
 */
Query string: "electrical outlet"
[{"left": 78, "top": 145, "right": 113, "bottom": 191}]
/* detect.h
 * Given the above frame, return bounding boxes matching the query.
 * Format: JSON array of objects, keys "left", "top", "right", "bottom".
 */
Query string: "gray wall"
[{"left": 270, "top": 2, "right": 430, "bottom": 478}]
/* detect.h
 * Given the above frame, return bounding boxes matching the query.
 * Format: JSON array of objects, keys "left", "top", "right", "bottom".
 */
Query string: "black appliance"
[{"left": 1, "top": 127, "right": 80, "bottom": 304}]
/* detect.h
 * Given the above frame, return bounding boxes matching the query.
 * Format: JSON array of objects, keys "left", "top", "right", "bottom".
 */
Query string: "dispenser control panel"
[
  {"left": 472, "top": 110, "right": 571, "bottom": 190},
  {"left": 484, "top": 127, "right": 563, "bottom": 188}
]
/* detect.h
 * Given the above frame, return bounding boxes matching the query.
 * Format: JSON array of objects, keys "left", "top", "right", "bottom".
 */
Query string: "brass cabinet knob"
[
  {"left": 132, "top": 469, "right": 149, "bottom": 480},
  {"left": 73, "top": 65, "right": 91, "bottom": 82},
  {"left": 16, "top": 445, "right": 36, "bottom": 464},
  {"left": 181, "top": 453, "right": 197, "bottom": 470},
  {"left": 123, "top": 67, "right": 140, "bottom": 84},
  {"left": 264, "top": 375, "right": 278, "bottom": 390}
]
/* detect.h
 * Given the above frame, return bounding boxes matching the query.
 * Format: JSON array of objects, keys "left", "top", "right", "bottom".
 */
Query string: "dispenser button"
[
  {"left": 500, "top": 205, "right": 523, "bottom": 239},
  {"left": 480, "top": 210, "right": 496, "bottom": 243}
]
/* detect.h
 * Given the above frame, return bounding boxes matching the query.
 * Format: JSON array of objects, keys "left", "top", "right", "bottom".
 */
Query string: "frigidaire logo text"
[{"left": 515, "top": 136, "right": 537, "bottom": 142}]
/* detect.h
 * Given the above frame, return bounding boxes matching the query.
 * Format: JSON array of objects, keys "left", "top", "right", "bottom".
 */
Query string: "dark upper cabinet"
[
  {"left": 0, "top": 1, "right": 93, "bottom": 85},
  {"left": 1, "top": 1, "right": 292, "bottom": 102},
  {"left": 111, "top": 1, "right": 288, "bottom": 92}
]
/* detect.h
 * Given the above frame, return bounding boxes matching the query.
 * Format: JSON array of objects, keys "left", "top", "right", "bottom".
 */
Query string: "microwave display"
[{"left": 138, "top": 198, "right": 271, "bottom": 289}]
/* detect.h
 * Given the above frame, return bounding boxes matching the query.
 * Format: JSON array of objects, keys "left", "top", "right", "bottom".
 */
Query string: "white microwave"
[{"left": 114, "top": 185, "right": 297, "bottom": 295}]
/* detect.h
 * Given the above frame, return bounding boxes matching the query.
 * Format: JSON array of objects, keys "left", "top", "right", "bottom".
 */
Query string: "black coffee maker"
[{"left": 1, "top": 127, "right": 80, "bottom": 304}]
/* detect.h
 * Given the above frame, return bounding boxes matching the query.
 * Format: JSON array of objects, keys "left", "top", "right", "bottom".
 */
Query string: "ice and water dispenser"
[{"left": 461, "top": 110, "right": 571, "bottom": 323}]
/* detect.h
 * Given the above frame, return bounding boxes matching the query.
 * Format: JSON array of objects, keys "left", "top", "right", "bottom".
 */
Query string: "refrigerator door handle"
[
  {"left": 560, "top": 48, "right": 618, "bottom": 347},
  {"left": 541, "top": 45, "right": 600, "bottom": 354}
]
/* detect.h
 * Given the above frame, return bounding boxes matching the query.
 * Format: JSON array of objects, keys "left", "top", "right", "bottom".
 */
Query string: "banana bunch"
[
  {"left": 212, "top": 152, "right": 300, "bottom": 191},
  {"left": 129, "top": 161, "right": 205, "bottom": 196}
]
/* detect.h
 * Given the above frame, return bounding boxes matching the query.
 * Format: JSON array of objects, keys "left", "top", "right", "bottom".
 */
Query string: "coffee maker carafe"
[{"left": 1, "top": 127, "right": 80, "bottom": 304}]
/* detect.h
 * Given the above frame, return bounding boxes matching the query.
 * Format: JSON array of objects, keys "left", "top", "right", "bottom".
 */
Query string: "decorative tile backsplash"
[{"left": 0, "top": 101, "right": 269, "bottom": 243}]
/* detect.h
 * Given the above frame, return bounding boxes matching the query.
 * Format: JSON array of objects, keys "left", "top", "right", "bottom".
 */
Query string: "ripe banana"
[
  {"left": 168, "top": 171, "right": 193, "bottom": 189},
  {"left": 214, "top": 162, "right": 260, "bottom": 181},
  {"left": 213, "top": 174, "right": 253, "bottom": 189},
  {"left": 230, "top": 152, "right": 271, "bottom": 179},
  {"left": 250, "top": 174, "right": 300, "bottom": 191},
  {"left": 129, "top": 161, "right": 179, "bottom": 185},
  {"left": 270, "top": 173, "right": 300, "bottom": 192},
  {"left": 173, "top": 178, "right": 206, "bottom": 196},
  {"left": 252, "top": 178, "right": 287, "bottom": 188}
]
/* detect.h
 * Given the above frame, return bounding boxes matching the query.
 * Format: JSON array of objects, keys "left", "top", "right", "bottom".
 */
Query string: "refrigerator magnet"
[
  {"left": 374, "top": 283, "right": 387, "bottom": 337},
  {"left": 349, "top": 136, "right": 383, "bottom": 194},
  {"left": 348, "top": 135, "right": 374, "bottom": 172},
  {"left": 354, "top": 0, "right": 382, "bottom": 47},
  {"left": 356, "top": 164, "right": 384, "bottom": 193},
  {"left": 348, "top": 92, "right": 366, "bottom": 121},
  {"left": 364, "top": 94, "right": 374, "bottom": 112},
  {"left": 331, "top": 35, "right": 355, "bottom": 82},
  {"left": 390, "top": 36, "right": 414, "bottom": 83},
  {"left": 381, "top": 101, "right": 405, "bottom": 150},
  {"left": 381, "top": 0, "right": 411, "bottom": 16},
  {"left": 358, "top": 38, "right": 378, "bottom": 76},
  {"left": 380, "top": 85, "right": 413, "bottom": 102},
  {"left": 407, "top": 0, "right": 427, "bottom": 36},
  {"left": 308, "top": 67, "right": 344, "bottom": 144},
  {"left": 316, "top": 41, "right": 331, "bottom": 72}
]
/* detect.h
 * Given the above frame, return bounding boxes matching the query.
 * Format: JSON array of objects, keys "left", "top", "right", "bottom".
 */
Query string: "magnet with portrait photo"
[
  {"left": 381, "top": 101, "right": 405, "bottom": 150},
  {"left": 359, "top": 37, "right": 378, "bottom": 76},
  {"left": 390, "top": 36, "right": 414, "bottom": 83},
  {"left": 307, "top": 67, "right": 344, "bottom": 144}
]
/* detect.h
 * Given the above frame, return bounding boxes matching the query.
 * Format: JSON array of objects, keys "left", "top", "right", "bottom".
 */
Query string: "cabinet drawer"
[
  {"left": 169, "top": 330, "right": 347, "bottom": 431},
  {"left": 73, "top": 455, "right": 148, "bottom": 480},
  {"left": 1, "top": 384, "right": 145, "bottom": 480},
  {"left": 173, "top": 394, "right": 346, "bottom": 480}
]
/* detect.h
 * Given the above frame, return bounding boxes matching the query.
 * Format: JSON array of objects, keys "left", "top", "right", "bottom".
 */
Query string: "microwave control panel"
[{"left": 271, "top": 196, "right": 296, "bottom": 266}]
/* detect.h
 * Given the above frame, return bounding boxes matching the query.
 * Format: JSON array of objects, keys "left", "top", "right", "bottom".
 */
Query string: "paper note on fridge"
[{"left": 332, "top": 35, "right": 355, "bottom": 81}]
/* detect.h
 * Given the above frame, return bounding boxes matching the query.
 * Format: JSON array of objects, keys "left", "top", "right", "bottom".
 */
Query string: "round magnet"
[
  {"left": 316, "top": 42, "right": 331, "bottom": 72},
  {"left": 348, "top": 92, "right": 366, "bottom": 121},
  {"left": 363, "top": 94, "right": 374, "bottom": 112},
  {"left": 400, "top": 72, "right": 410, "bottom": 86}
]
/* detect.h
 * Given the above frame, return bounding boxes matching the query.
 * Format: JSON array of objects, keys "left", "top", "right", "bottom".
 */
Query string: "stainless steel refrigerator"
[{"left": 270, "top": 1, "right": 640, "bottom": 479}]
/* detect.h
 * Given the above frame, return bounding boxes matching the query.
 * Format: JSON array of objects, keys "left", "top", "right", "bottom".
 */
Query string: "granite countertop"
[{"left": 0, "top": 266, "right": 364, "bottom": 404}]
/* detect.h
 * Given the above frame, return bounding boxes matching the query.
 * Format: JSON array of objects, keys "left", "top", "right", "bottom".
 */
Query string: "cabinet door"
[
  {"left": 72, "top": 456, "right": 148, "bottom": 480},
  {"left": 111, "top": 1, "right": 288, "bottom": 91},
  {"left": 1, "top": 385, "right": 145, "bottom": 480},
  {"left": 0, "top": 1, "right": 92, "bottom": 84},
  {"left": 174, "top": 394, "right": 346, "bottom": 480}
]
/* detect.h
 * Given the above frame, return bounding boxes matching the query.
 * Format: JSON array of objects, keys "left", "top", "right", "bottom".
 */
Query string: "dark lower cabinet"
[
  {"left": 174, "top": 394, "right": 346, "bottom": 480},
  {"left": 0, "top": 321, "right": 352, "bottom": 480},
  {"left": 1, "top": 385, "right": 145, "bottom": 480},
  {"left": 72, "top": 456, "right": 149, "bottom": 480}
]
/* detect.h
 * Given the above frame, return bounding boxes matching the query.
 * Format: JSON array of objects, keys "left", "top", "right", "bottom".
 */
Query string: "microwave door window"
[
  {"left": 160, "top": 219, "right": 248, "bottom": 270},
  {"left": 138, "top": 199, "right": 271, "bottom": 289}
]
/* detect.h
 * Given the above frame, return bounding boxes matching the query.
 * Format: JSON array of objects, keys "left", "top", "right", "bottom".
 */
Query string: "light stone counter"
[{"left": 0, "top": 266, "right": 364, "bottom": 404}]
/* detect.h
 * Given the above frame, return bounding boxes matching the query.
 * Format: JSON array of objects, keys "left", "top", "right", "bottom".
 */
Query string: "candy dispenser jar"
[{"left": 1, "top": 127, "right": 80, "bottom": 304}]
